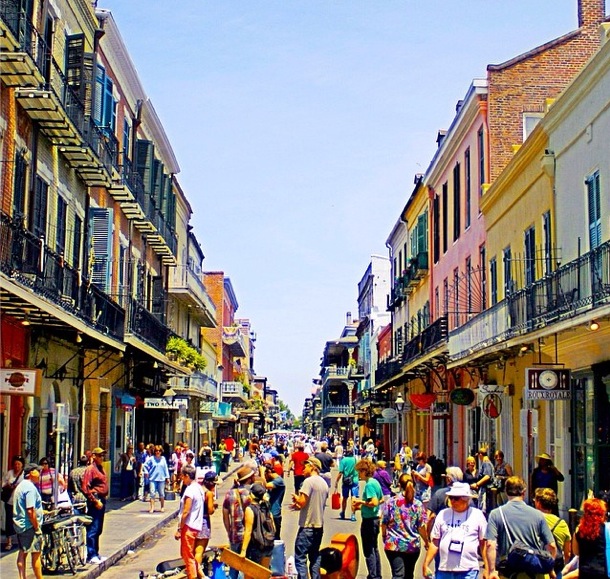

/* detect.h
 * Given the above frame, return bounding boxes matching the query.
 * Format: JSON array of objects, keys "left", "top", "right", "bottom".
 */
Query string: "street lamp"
[
  {"left": 163, "top": 386, "right": 177, "bottom": 406},
  {"left": 395, "top": 393, "right": 405, "bottom": 450}
]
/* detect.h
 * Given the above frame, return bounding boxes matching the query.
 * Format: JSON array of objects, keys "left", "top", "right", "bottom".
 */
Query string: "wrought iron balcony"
[
  {"left": 0, "top": 212, "right": 124, "bottom": 340},
  {"left": 174, "top": 373, "right": 217, "bottom": 399},
  {"left": 168, "top": 265, "right": 216, "bottom": 327},
  {"left": 375, "top": 358, "right": 403, "bottom": 384},
  {"left": 321, "top": 365, "right": 349, "bottom": 382},
  {"left": 222, "top": 327, "right": 247, "bottom": 357},
  {"left": 147, "top": 210, "right": 177, "bottom": 265},
  {"left": 126, "top": 296, "right": 169, "bottom": 353},
  {"left": 322, "top": 404, "right": 351, "bottom": 418},
  {"left": 403, "top": 315, "right": 448, "bottom": 365},
  {"left": 221, "top": 381, "right": 247, "bottom": 400}
]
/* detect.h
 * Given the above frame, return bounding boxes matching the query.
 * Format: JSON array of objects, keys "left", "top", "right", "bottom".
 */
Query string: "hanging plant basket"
[{"left": 409, "top": 392, "right": 437, "bottom": 410}]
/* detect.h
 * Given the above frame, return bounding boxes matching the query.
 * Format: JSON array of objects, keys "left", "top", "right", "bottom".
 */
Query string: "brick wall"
[{"left": 487, "top": 0, "right": 605, "bottom": 182}]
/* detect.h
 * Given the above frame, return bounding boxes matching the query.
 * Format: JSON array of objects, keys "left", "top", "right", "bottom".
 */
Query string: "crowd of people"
[{"left": 3, "top": 434, "right": 609, "bottom": 579}]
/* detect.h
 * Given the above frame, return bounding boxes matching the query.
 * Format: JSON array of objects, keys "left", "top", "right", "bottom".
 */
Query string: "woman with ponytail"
[
  {"left": 381, "top": 473, "right": 429, "bottom": 578},
  {"left": 572, "top": 497, "right": 608, "bottom": 579}
]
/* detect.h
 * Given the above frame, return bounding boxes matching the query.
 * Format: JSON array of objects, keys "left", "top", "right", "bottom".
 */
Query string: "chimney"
[
  {"left": 578, "top": 0, "right": 606, "bottom": 27},
  {"left": 346, "top": 312, "right": 352, "bottom": 325}
]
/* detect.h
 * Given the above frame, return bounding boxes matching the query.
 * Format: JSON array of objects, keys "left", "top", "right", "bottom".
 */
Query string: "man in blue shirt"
[
  {"left": 264, "top": 462, "right": 286, "bottom": 539},
  {"left": 13, "top": 463, "right": 44, "bottom": 579}
]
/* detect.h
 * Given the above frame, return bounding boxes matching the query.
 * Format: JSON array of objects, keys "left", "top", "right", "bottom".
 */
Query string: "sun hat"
[
  {"left": 236, "top": 466, "right": 257, "bottom": 482},
  {"left": 92, "top": 447, "right": 107, "bottom": 455},
  {"left": 305, "top": 457, "right": 322, "bottom": 470},
  {"left": 536, "top": 452, "right": 552, "bottom": 461},
  {"left": 445, "top": 482, "right": 477, "bottom": 498}
]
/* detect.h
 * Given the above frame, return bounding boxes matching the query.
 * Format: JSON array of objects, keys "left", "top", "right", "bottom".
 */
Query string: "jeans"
[
  {"left": 294, "top": 527, "right": 324, "bottom": 579},
  {"left": 229, "top": 541, "right": 242, "bottom": 579},
  {"left": 436, "top": 570, "right": 479, "bottom": 579},
  {"left": 86, "top": 498, "right": 106, "bottom": 560},
  {"left": 361, "top": 517, "right": 381, "bottom": 579},
  {"left": 384, "top": 550, "right": 420, "bottom": 579}
]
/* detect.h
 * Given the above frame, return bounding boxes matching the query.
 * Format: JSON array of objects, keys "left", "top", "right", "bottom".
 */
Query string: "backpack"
[{"left": 250, "top": 502, "right": 275, "bottom": 550}]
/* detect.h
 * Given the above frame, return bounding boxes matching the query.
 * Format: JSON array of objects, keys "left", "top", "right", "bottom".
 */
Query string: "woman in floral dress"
[{"left": 381, "top": 472, "right": 429, "bottom": 579}]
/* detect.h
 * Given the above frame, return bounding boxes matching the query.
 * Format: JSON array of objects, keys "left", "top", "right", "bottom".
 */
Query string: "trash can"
[{"left": 212, "top": 451, "right": 223, "bottom": 474}]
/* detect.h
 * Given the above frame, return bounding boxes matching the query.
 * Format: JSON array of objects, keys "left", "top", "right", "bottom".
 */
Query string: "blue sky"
[{"left": 100, "top": 0, "right": 581, "bottom": 415}]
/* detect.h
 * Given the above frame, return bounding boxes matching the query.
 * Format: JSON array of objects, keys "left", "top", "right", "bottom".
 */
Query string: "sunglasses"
[{"left": 448, "top": 496, "right": 468, "bottom": 501}]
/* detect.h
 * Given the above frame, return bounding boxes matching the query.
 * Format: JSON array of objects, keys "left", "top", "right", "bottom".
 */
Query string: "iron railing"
[
  {"left": 126, "top": 296, "right": 169, "bottom": 352},
  {"left": 0, "top": 212, "right": 124, "bottom": 339}
]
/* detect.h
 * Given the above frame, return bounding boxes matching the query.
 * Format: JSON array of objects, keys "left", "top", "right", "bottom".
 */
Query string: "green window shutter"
[
  {"left": 587, "top": 172, "right": 601, "bottom": 250},
  {"left": 135, "top": 140, "right": 154, "bottom": 197},
  {"left": 31, "top": 176, "right": 48, "bottom": 238},
  {"left": 94, "top": 64, "right": 104, "bottom": 125},
  {"left": 152, "top": 160, "right": 164, "bottom": 207},
  {"left": 65, "top": 34, "right": 85, "bottom": 91},
  {"left": 417, "top": 213, "right": 427, "bottom": 254},
  {"left": 89, "top": 207, "right": 113, "bottom": 293},
  {"left": 151, "top": 276, "right": 165, "bottom": 320},
  {"left": 72, "top": 215, "right": 82, "bottom": 270},
  {"left": 56, "top": 197, "right": 67, "bottom": 254}
]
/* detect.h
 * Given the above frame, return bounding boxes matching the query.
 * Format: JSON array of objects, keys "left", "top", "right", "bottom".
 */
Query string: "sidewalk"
[{"left": 0, "top": 464, "right": 241, "bottom": 579}]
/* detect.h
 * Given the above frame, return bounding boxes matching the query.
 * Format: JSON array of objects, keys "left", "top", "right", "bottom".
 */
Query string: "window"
[
  {"left": 31, "top": 176, "right": 48, "bottom": 238},
  {"left": 398, "top": 250, "right": 403, "bottom": 275},
  {"left": 123, "top": 118, "right": 131, "bottom": 166},
  {"left": 403, "top": 242, "right": 408, "bottom": 267},
  {"left": 94, "top": 64, "right": 116, "bottom": 134},
  {"left": 434, "top": 287, "right": 440, "bottom": 318},
  {"left": 542, "top": 211, "right": 552, "bottom": 275},
  {"left": 443, "top": 278, "right": 449, "bottom": 316},
  {"left": 56, "top": 197, "right": 67, "bottom": 254},
  {"left": 503, "top": 247, "right": 512, "bottom": 298},
  {"left": 465, "top": 147, "right": 471, "bottom": 229},
  {"left": 72, "top": 216, "right": 82, "bottom": 270},
  {"left": 523, "top": 113, "right": 544, "bottom": 141},
  {"left": 477, "top": 126, "right": 485, "bottom": 196},
  {"left": 13, "top": 150, "right": 27, "bottom": 216},
  {"left": 453, "top": 268, "right": 460, "bottom": 326},
  {"left": 524, "top": 226, "right": 536, "bottom": 286},
  {"left": 89, "top": 208, "right": 113, "bottom": 293},
  {"left": 466, "top": 256, "right": 472, "bottom": 313},
  {"left": 587, "top": 171, "right": 601, "bottom": 250},
  {"left": 490, "top": 257, "right": 498, "bottom": 305},
  {"left": 453, "top": 162, "right": 461, "bottom": 241},
  {"left": 479, "top": 244, "right": 487, "bottom": 310},
  {"left": 442, "top": 182, "right": 448, "bottom": 253},
  {"left": 395, "top": 326, "right": 403, "bottom": 355},
  {"left": 433, "top": 194, "right": 440, "bottom": 263}
]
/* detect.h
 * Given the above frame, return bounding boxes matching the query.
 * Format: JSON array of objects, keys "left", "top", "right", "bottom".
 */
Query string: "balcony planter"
[{"left": 409, "top": 392, "right": 437, "bottom": 410}]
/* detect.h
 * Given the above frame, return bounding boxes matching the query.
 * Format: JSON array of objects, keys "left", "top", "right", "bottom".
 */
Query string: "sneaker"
[
  {"left": 339, "top": 511, "right": 345, "bottom": 520},
  {"left": 350, "top": 514, "right": 356, "bottom": 522},
  {"left": 99, "top": 556, "right": 108, "bottom": 563},
  {"left": 88, "top": 556, "right": 102, "bottom": 565}
]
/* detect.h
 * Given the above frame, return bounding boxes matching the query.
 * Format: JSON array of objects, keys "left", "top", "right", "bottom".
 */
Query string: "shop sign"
[
  {"left": 144, "top": 397, "right": 188, "bottom": 410},
  {"left": 525, "top": 369, "right": 571, "bottom": 400},
  {"left": 381, "top": 408, "right": 397, "bottom": 420},
  {"left": 0, "top": 368, "right": 42, "bottom": 396}
]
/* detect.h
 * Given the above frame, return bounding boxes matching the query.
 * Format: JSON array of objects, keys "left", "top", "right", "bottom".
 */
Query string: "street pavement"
[{"left": 0, "top": 464, "right": 429, "bottom": 578}]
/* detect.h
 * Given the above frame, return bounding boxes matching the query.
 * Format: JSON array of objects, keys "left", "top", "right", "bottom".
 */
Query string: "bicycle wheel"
[
  {"left": 75, "top": 524, "right": 88, "bottom": 566},
  {"left": 41, "top": 531, "right": 59, "bottom": 572}
]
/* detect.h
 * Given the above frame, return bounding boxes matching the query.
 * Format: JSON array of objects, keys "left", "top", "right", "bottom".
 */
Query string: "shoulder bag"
[{"left": 496, "top": 506, "right": 555, "bottom": 576}]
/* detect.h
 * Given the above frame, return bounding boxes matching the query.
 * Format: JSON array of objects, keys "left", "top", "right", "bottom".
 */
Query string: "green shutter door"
[{"left": 89, "top": 208, "right": 113, "bottom": 293}]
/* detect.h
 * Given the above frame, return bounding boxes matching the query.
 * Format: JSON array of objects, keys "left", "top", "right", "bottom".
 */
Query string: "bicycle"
[{"left": 41, "top": 503, "right": 91, "bottom": 574}]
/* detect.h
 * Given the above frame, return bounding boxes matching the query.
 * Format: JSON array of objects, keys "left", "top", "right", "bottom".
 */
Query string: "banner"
[{"left": 0, "top": 369, "right": 42, "bottom": 396}]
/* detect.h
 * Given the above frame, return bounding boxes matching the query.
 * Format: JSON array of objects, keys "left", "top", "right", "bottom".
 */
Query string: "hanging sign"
[
  {"left": 482, "top": 393, "right": 502, "bottom": 419},
  {"left": 450, "top": 388, "right": 475, "bottom": 406},
  {"left": 525, "top": 369, "right": 571, "bottom": 400},
  {"left": 0, "top": 369, "right": 42, "bottom": 396},
  {"left": 144, "top": 397, "right": 188, "bottom": 410}
]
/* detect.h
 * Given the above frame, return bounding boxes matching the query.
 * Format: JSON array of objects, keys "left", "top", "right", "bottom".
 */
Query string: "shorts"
[
  {"left": 149, "top": 480, "right": 166, "bottom": 499},
  {"left": 17, "top": 528, "right": 43, "bottom": 553},
  {"left": 197, "top": 516, "right": 211, "bottom": 540},
  {"left": 341, "top": 481, "right": 359, "bottom": 499},
  {"left": 246, "top": 544, "right": 273, "bottom": 564}
]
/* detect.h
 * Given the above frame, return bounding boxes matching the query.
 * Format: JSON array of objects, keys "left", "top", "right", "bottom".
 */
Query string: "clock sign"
[{"left": 525, "top": 368, "right": 571, "bottom": 400}]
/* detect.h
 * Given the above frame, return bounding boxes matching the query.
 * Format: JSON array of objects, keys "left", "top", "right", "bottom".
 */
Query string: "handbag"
[
  {"left": 331, "top": 492, "right": 341, "bottom": 510},
  {"left": 497, "top": 506, "right": 555, "bottom": 576},
  {"left": 1, "top": 485, "right": 12, "bottom": 503}
]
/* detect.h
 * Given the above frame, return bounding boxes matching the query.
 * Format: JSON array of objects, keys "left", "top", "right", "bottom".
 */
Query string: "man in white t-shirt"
[
  {"left": 291, "top": 457, "right": 329, "bottom": 579},
  {"left": 175, "top": 465, "right": 204, "bottom": 579}
]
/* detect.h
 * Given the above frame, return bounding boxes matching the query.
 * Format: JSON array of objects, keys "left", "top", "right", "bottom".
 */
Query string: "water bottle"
[{"left": 285, "top": 555, "right": 297, "bottom": 578}]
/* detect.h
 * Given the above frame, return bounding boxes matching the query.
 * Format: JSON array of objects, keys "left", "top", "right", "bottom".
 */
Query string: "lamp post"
[
  {"left": 395, "top": 393, "right": 405, "bottom": 453},
  {"left": 163, "top": 386, "right": 177, "bottom": 406}
]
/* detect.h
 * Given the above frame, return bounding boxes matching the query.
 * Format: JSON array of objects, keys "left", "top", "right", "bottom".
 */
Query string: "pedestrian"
[
  {"left": 68, "top": 455, "right": 89, "bottom": 513},
  {"left": 400, "top": 442, "right": 413, "bottom": 472},
  {"left": 240, "top": 482, "right": 276, "bottom": 575},
  {"left": 2, "top": 454, "right": 25, "bottom": 551},
  {"left": 412, "top": 452, "right": 433, "bottom": 506},
  {"left": 492, "top": 450, "right": 513, "bottom": 506},
  {"left": 334, "top": 440, "right": 344, "bottom": 469},
  {"left": 263, "top": 461, "right": 286, "bottom": 539},
  {"left": 373, "top": 460, "right": 394, "bottom": 502},
  {"left": 12, "top": 463, "right": 44, "bottom": 579},
  {"left": 463, "top": 456, "right": 479, "bottom": 507},
  {"left": 82, "top": 447, "right": 109, "bottom": 564},
  {"left": 335, "top": 448, "right": 359, "bottom": 521},
  {"left": 314, "top": 441, "right": 335, "bottom": 488},
  {"left": 114, "top": 444, "right": 137, "bottom": 501},
  {"left": 353, "top": 459, "right": 384, "bottom": 579},
  {"left": 170, "top": 445, "right": 185, "bottom": 491},
  {"left": 37, "top": 457, "right": 66, "bottom": 506},
  {"left": 472, "top": 447, "right": 493, "bottom": 515},
  {"left": 381, "top": 472, "right": 429, "bottom": 579},
  {"left": 484, "top": 475, "right": 557, "bottom": 579},
  {"left": 534, "top": 487, "right": 571, "bottom": 578},
  {"left": 572, "top": 497, "right": 608, "bottom": 579},
  {"left": 291, "top": 456, "right": 329, "bottom": 579},
  {"left": 422, "top": 481, "right": 487, "bottom": 579},
  {"left": 144, "top": 444, "right": 171, "bottom": 513},
  {"left": 288, "top": 441, "right": 310, "bottom": 493},
  {"left": 531, "top": 452, "right": 565, "bottom": 498},
  {"left": 136, "top": 443, "right": 152, "bottom": 501},
  {"left": 194, "top": 470, "right": 218, "bottom": 571},
  {"left": 222, "top": 465, "right": 256, "bottom": 579},
  {"left": 426, "top": 466, "right": 464, "bottom": 536},
  {"left": 198, "top": 440, "right": 213, "bottom": 468},
  {"left": 179, "top": 452, "right": 197, "bottom": 496},
  {"left": 175, "top": 464, "right": 205, "bottom": 579}
]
